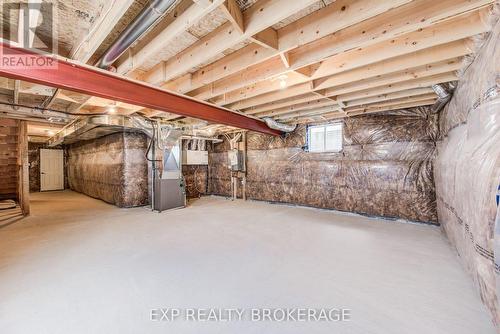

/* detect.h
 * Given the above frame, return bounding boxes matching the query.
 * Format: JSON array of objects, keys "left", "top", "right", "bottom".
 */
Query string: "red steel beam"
[{"left": 0, "top": 42, "right": 281, "bottom": 136}]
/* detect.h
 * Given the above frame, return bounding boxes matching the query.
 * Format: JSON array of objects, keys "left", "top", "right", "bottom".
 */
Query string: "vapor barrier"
[
  {"left": 209, "top": 106, "right": 439, "bottom": 223},
  {"left": 183, "top": 165, "right": 208, "bottom": 198},
  {"left": 436, "top": 98, "right": 499, "bottom": 325},
  {"left": 434, "top": 13, "right": 500, "bottom": 325},
  {"left": 67, "top": 132, "right": 148, "bottom": 208}
]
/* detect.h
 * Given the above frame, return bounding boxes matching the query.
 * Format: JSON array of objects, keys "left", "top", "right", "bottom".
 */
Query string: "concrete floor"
[{"left": 0, "top": 191, "right": 495, "bottom": 334}]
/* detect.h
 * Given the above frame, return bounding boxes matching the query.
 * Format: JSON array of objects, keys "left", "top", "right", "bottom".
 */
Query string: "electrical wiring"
[{"left": 145, "top": 120, "right": 163, "bottom": 163}]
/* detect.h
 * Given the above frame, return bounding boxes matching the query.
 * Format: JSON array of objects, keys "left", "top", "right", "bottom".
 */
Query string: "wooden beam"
[
  {"left": 67, "top": 96, "right": 93, "bottom": 113},
  {"left": 278, "top": 94, "right": 436, "bottom": 121},
  {"left": 45, "top": 1, "right": 136, "bottom": 113},
  {"left": 312, "top": 44, "right": 470, "bottom": 92},
  {"left": 347, "top": 98, "right": 438, "bottom": 114},
  {"left": 321, "top": 57, "right": 463, "bottom": 98},
  {"left": 71, "top": 0, "right": 135, "bottom": 63},
  {"left": 183, "top": 0, "right": 491, "bottom": 101},
  {"left": 220, "top": 0, "right": 245, "bottom": 34},
  {"left": 277, "top": 0, "right": 412, "bottom": 52},
  {"left": 255, "top": 98, "right": 338, "bottom": 118},
  {"left": 229, "top": 82, "right": 322, "bottom": 110},
  {"left": 250, "top": 28, "right": 279, "bottom": 50},
  {"left": 226, "top": 39, "right": 472, "bottom": 110},
  {"left": 141, "top": 0, "right": 318, "bottom": 84},
  {"left": 279, "top": 52, "right": 290, "bottom": 68},
  {"left": 286, "top": 0, "right": 493, "bottom": 69},
  {"left": 337, "top": 72, "right": 458, "bottom": 101},
  {"left": 41, "top": 88, "right": 61, "bottom": 109},
  {"left": 243, "top": 93, "right": 320, "bottom": 115},
  {"left": 345, "top": 87, "right": 435, "bottom": 107},
  {"left": 13, "top": 80, "right": 20, "bottom": 110},
  {"left": 212, "top": 70, "right": 308, "bottom": 105},
  {"left": 311, "top": 8, "right": 489, "bottom": 80},
  {"left": 163, "top": 0, "right": 414, "bottom": 93},
  {"left": 117, "top": 0, "right": 224, "bottom": 75},
  {"left": 294, "top": 99, "right": 438, "bottom": 123},
  {"left": 17, "top": 120, "right": 29, "bottom": 215},
  {"left": 190, "top": 55, "right": 287, "bottom": 100},
  {"left": 215, "top": 9, "right": 489, "bottom": 106},
  {"left": 276, "top": 105, "right": 341, "bottom": 121},
  {"left": 162, "top": 43, "right": 276, "bottom": 93}
]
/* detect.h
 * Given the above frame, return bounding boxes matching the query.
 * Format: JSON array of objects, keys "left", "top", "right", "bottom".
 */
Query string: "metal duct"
[
  {"left": 156, "top": 124, "right": 183, "bottom": 150},
  {"left": 431, "top": 84, "right": 453, "bottom": 113},
  {"left": 97, "top": 0, "right": 177, "bottom": 69},
  {"left": 263, "top": 117, "right": 297, "bottom": 133},
  {"left": 47, "top": 114, "right": 154, "bottom": 146}
]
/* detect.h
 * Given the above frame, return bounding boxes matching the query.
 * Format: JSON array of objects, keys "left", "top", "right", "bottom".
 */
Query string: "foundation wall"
[
  {"left": 209, "top": 107, "right": 439, "bottom": 223},
  {"left": 434, "top": 17, "right": 500, "bottom": 325},
  {"left": 182, "top": 165, "right": 208, "bottom": 198},
  {"left": 67, "top": 132, "right": 148, "bottom": 207}
]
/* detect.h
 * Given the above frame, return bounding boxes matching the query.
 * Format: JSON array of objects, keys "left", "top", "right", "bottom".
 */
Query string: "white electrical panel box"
[
  {"left": 228, "top": 149, "right": 244, "bottom": 171},
  {"left": 182, "top": 150, "right": 208, "bottom": 165}
]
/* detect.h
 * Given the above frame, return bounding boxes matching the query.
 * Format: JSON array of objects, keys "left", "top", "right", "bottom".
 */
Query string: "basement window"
[{"left": 307, "top": 123, "right": 343, "bottom": 153}]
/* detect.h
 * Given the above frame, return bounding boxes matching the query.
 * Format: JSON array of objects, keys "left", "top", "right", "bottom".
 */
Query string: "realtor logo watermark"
[
  {"left": 1, "top": 0, "right": 58, "bottom": 69},
  {"left": 151, "top": 308, "right": 351, "bottom": 322}
]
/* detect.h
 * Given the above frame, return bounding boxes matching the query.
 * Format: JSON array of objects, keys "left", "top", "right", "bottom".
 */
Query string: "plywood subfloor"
[{"left": 0, "top": 191, "right": 495, "bottom": 333}]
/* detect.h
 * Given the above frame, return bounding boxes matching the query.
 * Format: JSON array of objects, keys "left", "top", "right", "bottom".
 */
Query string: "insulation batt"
[
  {"left": 434, "top": 10, "right": 500, "bottom": 327},
  {"left": 67, "top": 132, "right": 148, "bottom": 208},
  {"left": 209, "top": 106, "right": 439, "bottom": 224},
  {"left": 182, "top": 165, "right": 208, "bottom": 198}
]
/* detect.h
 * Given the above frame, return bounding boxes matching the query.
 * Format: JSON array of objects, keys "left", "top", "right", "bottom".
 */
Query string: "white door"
[{"left": 40, "top": 149, "right": 64, "bottom": 191}]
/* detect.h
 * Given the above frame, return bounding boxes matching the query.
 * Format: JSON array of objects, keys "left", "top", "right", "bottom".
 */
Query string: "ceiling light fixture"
[
  {"left": 276, "top": 74, "right": 288, "bottom": 90},
  {"left": 108, "top": 102, "right": 117, "bottom": 114}
]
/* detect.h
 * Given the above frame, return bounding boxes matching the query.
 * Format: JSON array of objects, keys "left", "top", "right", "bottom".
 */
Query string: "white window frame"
[{"left": 307, "top": 122, "right": 343, "bottom": 153}]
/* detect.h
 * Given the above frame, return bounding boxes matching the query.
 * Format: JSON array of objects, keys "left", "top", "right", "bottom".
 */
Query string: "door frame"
[{"left": 40, "top": 148, "right": 64, "bottom": 192}]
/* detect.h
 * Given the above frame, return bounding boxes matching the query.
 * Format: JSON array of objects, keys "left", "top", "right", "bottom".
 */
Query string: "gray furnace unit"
[{"left": 153, "top": 133, "right": 186, "bottom": 212}]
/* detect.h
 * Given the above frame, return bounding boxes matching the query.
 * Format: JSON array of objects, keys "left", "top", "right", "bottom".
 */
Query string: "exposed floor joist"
[
  {"left": 0, "top": 0, "right": 495, "bottom": 126},
  {"left": 141, "top": 0, "right": 319, "bottom": 85},
  {"left": 186, "top": 0, "right": 491, "bottom": 102},
  {"left": 213, "top": 9, "right": 489, "bottom": 106}
]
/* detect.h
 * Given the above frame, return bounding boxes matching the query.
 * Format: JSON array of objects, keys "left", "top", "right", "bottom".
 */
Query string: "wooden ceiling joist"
[
  {"left": 212, "top": 8, "right": 489, "bottom": 106},
  {"left": 321, "top": 57, "right": 463, "bottom": 98},
  {"left": 277, "top": 105, "right": 342, "bottom": 121},
  {"left": 250, "top": 28, "right": 279, "bottom": 50},
  {"left": 187, "top": 0, "right": 491, "bottom": 102},
  {"left": 161, "top": 0, "right": 422, "bottom": 95},
  {"left": 345, "top": 88, "right": 436, "bottom": 108},
  {"left": 335, "top": 72, "right": 458, "bottom": 102},
  {"left": 141, "top": 0, "right": 319, "bottom": 85},
  {"left": 227, "top": 38, "right": 472, "bottom": 111},
  {"left": 293, "top": 98, "right": 438, "bottom": 124},
  {"left": 256, "top": 98, "right": 339, "bottom": 118},
  {"left": 168, "top": 0, "right": 415, "bottom": 95},
  {"left": 244, "top": 93, "right": 322, "bottom": 115},
  {"left": 117, "top": 0, "right": 225, "bottom": 75},
  {"left": 2, "top": 0, "right": 495, "bottom": 124},
  {"left": 71, "top": 0, "right": 136, "bottom": 64},
  {"left": 275, "top": 92, "right": 437, "bottom": 121},
  {"left": 220, "top": 0, "right": 245, "bottom": 34}
]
